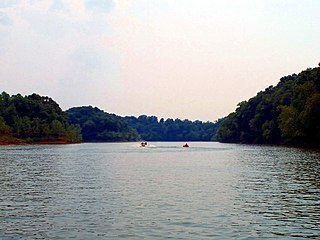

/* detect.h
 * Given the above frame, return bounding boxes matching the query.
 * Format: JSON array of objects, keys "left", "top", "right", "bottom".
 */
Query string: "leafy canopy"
[
  {"left": 0, "top": 92, "right": 82, "bottom": 143},
  {"left": 217, "top": 66, "right": 320, "bottom": 146}
]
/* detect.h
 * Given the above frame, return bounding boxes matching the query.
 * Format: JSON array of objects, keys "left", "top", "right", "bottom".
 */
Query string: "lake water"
[{"left": 1, "top": 142, "right": 320, "bottom": 239}]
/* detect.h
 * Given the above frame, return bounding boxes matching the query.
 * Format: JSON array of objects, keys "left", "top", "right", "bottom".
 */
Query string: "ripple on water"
[{"left": 0, "top": 142, "right": 320, "bottom": 239}]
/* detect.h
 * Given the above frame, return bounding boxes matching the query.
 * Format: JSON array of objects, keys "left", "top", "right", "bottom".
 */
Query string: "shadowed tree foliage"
[
  {"left": 0, "top": 92, "right": 82, "bottom": 143},
  {"left": 217, "top": 65, "right": 320, "bottom": 146},
  {"left": 0, "top": 116, "right": 10, "bottom": 134},
  {"left": 124, "top": 115, "right": 224, "bottom": 141},
  {"left": 67, "top": 106, "right": 140, "bottom": 142}
]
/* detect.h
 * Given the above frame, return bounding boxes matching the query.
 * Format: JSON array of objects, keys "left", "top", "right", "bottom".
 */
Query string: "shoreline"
[
  {"left": 0, "top": 138, "right": 81, "bottom": 145},
  {"left": 1, "top": 139, "right": 319, "bottom": 149}
]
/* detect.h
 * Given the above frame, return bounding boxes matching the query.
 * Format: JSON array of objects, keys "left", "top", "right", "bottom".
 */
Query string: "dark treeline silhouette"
[
  {"left": 67, "top": 106, "right": 140, "bottom": 142},
  {"left": 0, "top": 92, "right": 82, "bottom": 143},
  {"left": 124, "top": 115, "right": 223, "bottom": 141},
  {"left": 8, "top": 64, "right": 319, "bottom": 146},
  {"left": 217, "top": 65, "right": 320, "bottom": 146},
  {"left": 0, "top": 92, "right": 222, "bottom": 143}
]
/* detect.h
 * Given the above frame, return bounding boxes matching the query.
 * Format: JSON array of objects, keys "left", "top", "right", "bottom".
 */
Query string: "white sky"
[{"left": 0, "top": 0, "right": 319, "bottom": 121}]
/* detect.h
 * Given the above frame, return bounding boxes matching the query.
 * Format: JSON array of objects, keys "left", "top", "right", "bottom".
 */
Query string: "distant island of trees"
[{"left": 1, "top": 64, "right": 319, "bottom": 146}]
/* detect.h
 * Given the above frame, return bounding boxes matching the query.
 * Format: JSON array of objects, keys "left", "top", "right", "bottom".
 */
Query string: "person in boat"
[
  {"left": 183, "top": 143, "right": 189, "bottom": 147},
  {"left": 141, "top": 142, "right": 147, "bottom": 147}
]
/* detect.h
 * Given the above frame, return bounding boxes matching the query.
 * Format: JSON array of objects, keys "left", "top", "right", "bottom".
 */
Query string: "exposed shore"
[{"left": 0, "top": 136, "right": 81, "bottom": 145}]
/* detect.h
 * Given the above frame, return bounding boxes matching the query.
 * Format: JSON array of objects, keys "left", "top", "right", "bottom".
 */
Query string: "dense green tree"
[
  {"left": 0, "top": 116, "right": 11, "bottom": 134},
  {"left": 124, "top": 115, "right": 223, "bottom": 141},
  {"left": 0, "top": 92, "right": 82, "bottom": 143},
  {"left": 217, "top": 65, "right": 320, "bottom": 146},
  {"left": 67, "top": 106, "right": 140, "bottom": 142},
  {"left": 50, "top": 120, "right": 65, "bottom": 138}
]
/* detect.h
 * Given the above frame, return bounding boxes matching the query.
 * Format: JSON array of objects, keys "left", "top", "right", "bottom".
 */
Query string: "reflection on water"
[{"left": 0, "top": 142, "right": 320, "bottom": 239}]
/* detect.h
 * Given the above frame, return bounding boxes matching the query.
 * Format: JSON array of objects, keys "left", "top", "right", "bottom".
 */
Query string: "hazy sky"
[{"left": 0, "top": 0, "right": 319, "bottom": 121}]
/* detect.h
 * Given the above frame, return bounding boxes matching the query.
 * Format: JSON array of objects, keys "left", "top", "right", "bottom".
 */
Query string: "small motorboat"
[
  {"left": 141, "top": 142, "right": 148, "bottom": 147},
  {"left": 183, "top": 143, "right": 189, "bottom": 148}
]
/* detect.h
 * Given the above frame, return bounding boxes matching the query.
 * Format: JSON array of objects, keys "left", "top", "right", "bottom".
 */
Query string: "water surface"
[{"left": 1, "top": 142, "right": 320, "bottom": 239}]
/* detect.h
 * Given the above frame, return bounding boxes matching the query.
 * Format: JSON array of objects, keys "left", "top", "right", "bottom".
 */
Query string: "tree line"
[
  {"left": 0, "top": 92, "right": 82, "bottom": 143},
  {"left": 67, "top": 107, "right": 223, "bottom": 142},
  {"left": 216, "top": 65, "right": 320, "bottom": 146},
  {"left": 5, "top": 63, "right": 318, "bottom": 146},
  {"left": 0, "top": 92, "right": 222, "bottom": 144},
  {"left": 124, "top": 115, "right": 223, "bottom": 141},
  {"left": 67, "top": 106, "right": 140, "bottom": 142}
]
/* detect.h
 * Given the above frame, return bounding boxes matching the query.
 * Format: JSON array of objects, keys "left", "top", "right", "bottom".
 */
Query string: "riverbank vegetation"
[
  {"left": 3, "top": 65, "right": 318, "bottom": 146},
  {"left": 125, "top": 115, "right": 223, "bottom": 141},
  {"left": 216, "top": 65, "right": 320, "bottom": 146},
  {"left": 67, "top": 109, "right": 223, "bottom": 142},
  {"left": 0, "top": 92, "right": 222, "bottom": 144},
  {"left": 67, "top": 106, "right": 140, "bottom": 142},
  {"left": 0, "top": 92, "right": 82, "bottom": 144}
]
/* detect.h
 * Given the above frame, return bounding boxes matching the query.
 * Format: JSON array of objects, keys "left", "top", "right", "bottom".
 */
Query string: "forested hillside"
[
  {"left": 125, "top": 115, "right": 223, "bottom": 141},
  {"left": 217, "top": 65, "right": 320, "bottom": 146},
  {"left": 0, "top": 92, "right": 82, "bottom": 144},
  {"left": 67, "top": 106, "right": 140, "bottom": 142}
]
